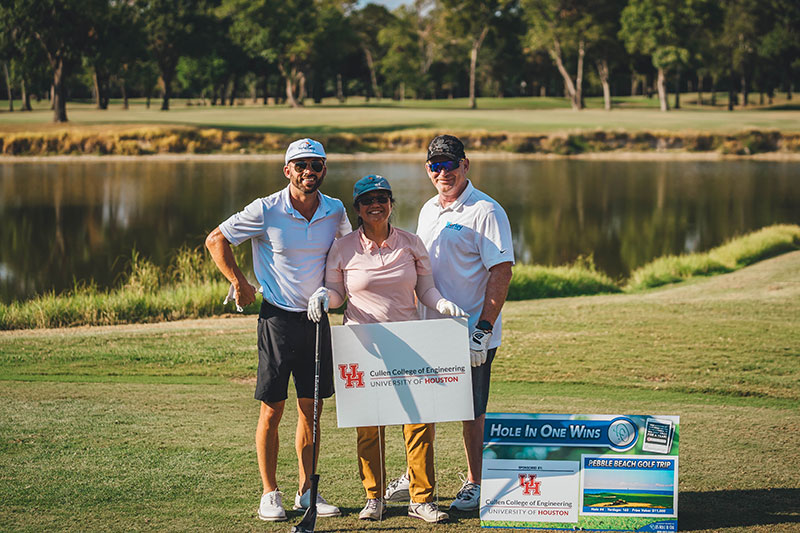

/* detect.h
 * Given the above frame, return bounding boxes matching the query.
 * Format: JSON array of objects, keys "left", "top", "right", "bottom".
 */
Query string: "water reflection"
[{"left": 1, "top": 158, "right": 798, "bottom": 303}]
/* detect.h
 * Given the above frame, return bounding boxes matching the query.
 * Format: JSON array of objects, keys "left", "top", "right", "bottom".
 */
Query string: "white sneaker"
[
  {"left": 384, "top": 472, "right": 410, "bottom": 502},
  {"left": 293, "top": 489, "right": 341, "bottom": 517},
  {"left": 359, "top": 498, "right": 386, "bottom": 520},
  {"left": 450, "top": 477, "right": 480, "bottom": 511},
  {"left": 408, "top": 502, "right": 449, "bottom": 523},
  {"left": 257, "top": 490, "right": 286, "bottom": 521}
]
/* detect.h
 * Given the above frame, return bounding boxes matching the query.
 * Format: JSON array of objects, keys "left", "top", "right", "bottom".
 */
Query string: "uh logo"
[
  {"left": 338, "top": 363, "right": 365, "bottom": 388},
  {"left": 519, "top": 474, "right": 542, "bottom": 496}
]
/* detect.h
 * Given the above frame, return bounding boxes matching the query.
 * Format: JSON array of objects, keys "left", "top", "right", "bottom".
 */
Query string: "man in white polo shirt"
[
  {"left": 416, "top": 134, "right": 514, "bottom": 512},
  {"left": 205, "top": 138, "right": 350, "bottom": 522}
]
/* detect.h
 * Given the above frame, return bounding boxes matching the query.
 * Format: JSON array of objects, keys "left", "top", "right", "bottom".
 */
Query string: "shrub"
[
  {"left": 626, "top": 254, "right": 731, "bottom": 291},
  {"left": 710, "top": 224, "right": 800, "bottom": 267},
  {"left": 509, "top": 257, "right": 620, "bottom": 300},
  {"left": 742, "top": 130, "right": 779, "bottom": 154}
]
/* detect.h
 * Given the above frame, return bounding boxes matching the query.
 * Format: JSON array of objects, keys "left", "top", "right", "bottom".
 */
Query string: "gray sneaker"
[
  {"left": 408, "top": 502, "right": 449, "bottom": 523},
  {"left": 450, "top": 478, "right": 480, "bottom": 511},
  {"left": 359, "top": 498, "right": 386, "bottom": 520},
  {"left": 384, "top": 472, "right": 410, "bottom": 502}
]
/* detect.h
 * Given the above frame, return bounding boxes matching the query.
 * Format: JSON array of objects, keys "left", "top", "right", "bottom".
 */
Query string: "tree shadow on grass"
[{"left": 679, "top": 488, "right": 799, "bottom": 530}]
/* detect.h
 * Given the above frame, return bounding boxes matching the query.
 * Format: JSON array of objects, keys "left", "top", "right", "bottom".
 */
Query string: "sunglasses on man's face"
[
  {"left": 293, "top": 160, "right": 325, "bottom": 173},
  {"left": 358, "top": 194, "right": 391, "bottom": 206},
  {"left": 427, "top": 159, "right": 461, "bottom": 174}
]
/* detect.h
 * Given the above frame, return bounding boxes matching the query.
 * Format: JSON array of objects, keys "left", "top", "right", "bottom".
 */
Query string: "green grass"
[
  {"left": 1, "top": 250, "right": 798, "bottom": 532},
  {"left": 2, "top": 96, "right": 800, "bottom": 136},
  {"left": 2, "top": 225, "right": 798, "bottom": 330},
  {"left": 625, "top": 224, "right": 800, "bottom": 290}
]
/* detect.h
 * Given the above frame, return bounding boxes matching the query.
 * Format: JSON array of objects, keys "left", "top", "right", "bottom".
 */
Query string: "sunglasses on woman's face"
[
  {"left": 293, "top": 160, "right": 325, "bottom": 173},
  {"left": 427, "top": 159, "right": 461, "bottom": 174},
  {"left": 358, "top": 194, "right": 391, "bottom": 206}
]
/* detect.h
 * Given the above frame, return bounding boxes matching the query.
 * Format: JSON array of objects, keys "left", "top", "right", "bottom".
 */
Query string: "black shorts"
[
  {"left": 255, "top": 300, "right": 335, "bottom": 403},
  {"left": 471, "top": 348, "right": 496, "bottom": 418}
]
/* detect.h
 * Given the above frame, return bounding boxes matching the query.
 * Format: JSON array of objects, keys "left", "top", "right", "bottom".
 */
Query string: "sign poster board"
[
  {"left": 331, "top": 318, "right": 473, "bottom": 428},
  {"left": 480, "top": 413, "right": 679, "bottom": 532}
]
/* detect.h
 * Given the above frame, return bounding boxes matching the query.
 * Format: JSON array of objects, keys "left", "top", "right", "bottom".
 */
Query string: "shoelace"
[
  {"left": 365, "top": 499, "right": 381, "bottom": 511},
  {"left": 267, "top": 491, "right": 283, "bottom": 507},
  {"left": 387, "top": 474, "right": 408, "bottom": 491},
  {"left": 456, "top": 474, "right": 478, "bottom": 498}
]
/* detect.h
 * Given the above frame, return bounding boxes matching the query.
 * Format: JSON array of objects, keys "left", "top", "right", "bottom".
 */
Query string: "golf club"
[{"left": 290, "top": 315, "right": 322, "bottom": 533}]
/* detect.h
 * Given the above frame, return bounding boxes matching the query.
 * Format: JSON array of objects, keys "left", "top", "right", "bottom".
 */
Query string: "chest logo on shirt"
[{"left": 444, "top": 222, "right": 464, "bottom": 231}]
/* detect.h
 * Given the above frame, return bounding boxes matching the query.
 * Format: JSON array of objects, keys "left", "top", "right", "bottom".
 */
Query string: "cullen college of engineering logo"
[
  {"left": 338, "top": 363, "right": 365, "bottom": 388},
  {"left": 519, "top": 474, "right": 541, "bottom": 495}
]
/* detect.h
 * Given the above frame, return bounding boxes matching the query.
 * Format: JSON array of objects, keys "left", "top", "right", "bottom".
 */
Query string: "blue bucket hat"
[{"left": 353, "top": 175, "right": 392, "bottom": 202}]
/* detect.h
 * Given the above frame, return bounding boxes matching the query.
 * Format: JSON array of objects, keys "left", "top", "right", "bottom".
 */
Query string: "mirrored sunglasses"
[
  {"left": 293, "top": 160, "right": 325, "bottom": 172},
  {"left": 358, "top": 194, "right": 391, "bottom": 206},
  {"left": 427, "top": 159, "right": 461, "bottom": 173}
]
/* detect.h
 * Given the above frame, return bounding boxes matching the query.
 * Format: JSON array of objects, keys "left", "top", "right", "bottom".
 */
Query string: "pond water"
[{"left": 1, "top": 158, "right": 798, "bottom": 303}]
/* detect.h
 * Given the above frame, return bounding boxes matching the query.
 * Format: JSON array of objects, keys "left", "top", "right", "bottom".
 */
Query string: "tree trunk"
[
  {"left": 262, "top": 73, "right": 269, "bottom": 105},
  {"left": 673, "top": 70, "right": 680, "bottom": 109},
  {"left": 21, "top": 78, "right": 32, "bottom": 111},
  {"left": 656, "top": 68, "right": 669, "bottom": 111},
  {"left": 3, "top": 62, "right": 13, "bottom": 112},
  {"left": 468, "top": 25, "right": 489, "bottom": 110},
  {"left": 297, "top": 71, "right": 306, "bottom": 103},
  {"left": 596, "top": 59, "right": 611, "bottom": 110},
  {"left": 160, "top": 67, "right": 173, "bottom": 111},
  {"left": 575, "top": 40, "right": 585, "bottom": 109},
  {"left": 711, "top": 74, "right": 717, "bottom": 106},
  {"left": 549, "top": 37, "right": 583, "bottom": 110},
  {"left": 336, "top": 73, "right": 345, "bottom": 103},
  {"left": 121, "top": 78, "right": 129, "bottom": 109},
  {"left": 53, "top": 59, "right": 68, "bottom": 122},
  {"left": 279, "top": 64, "right": 301, "bottom": 108},
  {"left": 741, "top": 72, "right": 748, "bottom": 107},
  {"left": 92, "top": 70, "right": 109, "bottom": 110},
  {"left": 697, "top": 74, "right": 703, "bottom": 105},
  {"left": 50, "top": 84, "right": 55, "bottom": 110},
  {"left": 631, "top": 73, "right": 638, "bottom": 96},
  {"left": 229, "top": 76, "right": 237, "bottom": 106},
  {"left": 362, "top": 45, "right": 381, "bottom": 100}
]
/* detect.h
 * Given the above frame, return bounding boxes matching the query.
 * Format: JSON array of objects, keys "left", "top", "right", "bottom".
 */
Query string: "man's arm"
[
  {"left": 478, "top": 261, "right": 513, "bottom": 325},
  {"left": 205, "top": 227, "right": 256, "bottom": 307}
]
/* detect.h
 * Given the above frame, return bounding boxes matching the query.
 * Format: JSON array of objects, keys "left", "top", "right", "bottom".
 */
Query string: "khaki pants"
[{"left": 356, "top": 423, "right": 435, "bottom": 503}]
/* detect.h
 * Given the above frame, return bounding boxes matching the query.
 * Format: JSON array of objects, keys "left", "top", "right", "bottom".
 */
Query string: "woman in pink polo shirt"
[{"left": 309, "top": 175, "right": 466, "bottom": 524}]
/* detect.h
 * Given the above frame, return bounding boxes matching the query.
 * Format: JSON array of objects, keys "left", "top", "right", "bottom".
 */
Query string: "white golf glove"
[
  {"left": 435, "top": 298, "right": 469, "bottom": 318},
  {"left": 224, "top": 282, "right": 258, "bottom": 312},
  {"left": 469, "top": 328, "right": 492, "bottom": 367},
  {"left": 307, "top": 287, "right": 330, "bottom": 323}
]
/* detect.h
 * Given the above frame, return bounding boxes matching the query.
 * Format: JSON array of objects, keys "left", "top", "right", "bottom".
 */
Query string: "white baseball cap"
[{"left": 285, "top": 138, "right": 326, "bottom": 164}]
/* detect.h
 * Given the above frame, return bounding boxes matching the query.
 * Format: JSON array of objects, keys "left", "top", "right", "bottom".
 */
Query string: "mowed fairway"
[
  {"left": 1, "top": 252, "right": 799, "bottom": 532},
  {"left": 1, "top": 98, "right": 799, "bottom": 136}
]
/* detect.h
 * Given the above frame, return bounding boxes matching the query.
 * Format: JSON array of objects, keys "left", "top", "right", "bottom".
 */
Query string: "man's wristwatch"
[{"left": 476, "top": 319, "right": 493, "bottom": 332}]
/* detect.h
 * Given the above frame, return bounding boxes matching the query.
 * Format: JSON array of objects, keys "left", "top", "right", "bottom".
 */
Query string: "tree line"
[{"left": 1, "top": 0, "right": 798, "bottom": 122}]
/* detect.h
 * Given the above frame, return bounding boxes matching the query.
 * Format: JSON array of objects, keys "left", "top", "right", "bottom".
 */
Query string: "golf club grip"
[
  {"left": 312, "top": 320, "right": 320, "bottom": 475},
  {"left": 309, "top": 473, "right": 319, "bottom": 512}
]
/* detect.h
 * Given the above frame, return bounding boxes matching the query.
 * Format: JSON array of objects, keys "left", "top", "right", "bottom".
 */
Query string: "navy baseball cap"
[
  {"left": 353, "top": 175, "right": 392, "bottom": 201},
  {"left": 427, "top": 134, "right": 466, "bottom": 161}
]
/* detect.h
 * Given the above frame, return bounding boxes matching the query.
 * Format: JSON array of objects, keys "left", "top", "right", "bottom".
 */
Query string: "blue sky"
[{"left": 358, "top": 0, "right": 410, "bottom": 9}]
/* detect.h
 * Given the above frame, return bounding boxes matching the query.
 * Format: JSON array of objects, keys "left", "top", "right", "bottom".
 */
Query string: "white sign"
[
  {"left": 331, "top": 318, "right": 473, "bottom": 428},
  {"left": 481, "top": 459, "right": 580, "bottom": 523}
]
